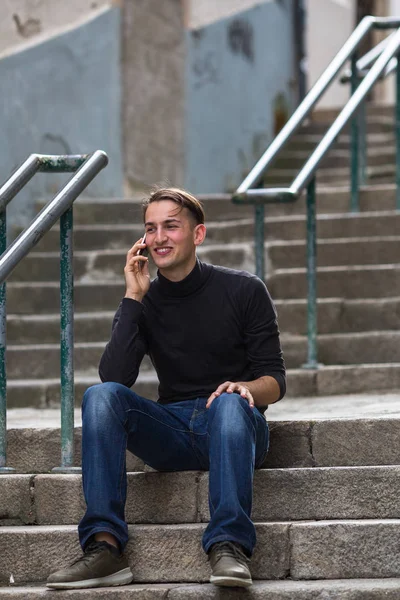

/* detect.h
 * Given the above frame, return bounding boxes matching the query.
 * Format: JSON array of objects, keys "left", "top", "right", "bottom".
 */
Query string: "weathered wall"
[
  {"left": 185, "top": 0, "right": 295, "bottom": 192},
  {"left": 1, "top": 7, "right": 123, "bottom": 232}
]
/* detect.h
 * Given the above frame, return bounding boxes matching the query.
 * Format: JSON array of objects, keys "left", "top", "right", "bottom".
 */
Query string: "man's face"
[{"left": 144, "top": 200, "right": 204, "bottom": 275}]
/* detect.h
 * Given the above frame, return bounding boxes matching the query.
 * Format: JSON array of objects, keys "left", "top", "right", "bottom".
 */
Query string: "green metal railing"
[
  {"left": 232, "top": 16, "right": 400, "bottom": 369},
  {"left": 0, "top": 151, "right": 108, "bottom": 473}
]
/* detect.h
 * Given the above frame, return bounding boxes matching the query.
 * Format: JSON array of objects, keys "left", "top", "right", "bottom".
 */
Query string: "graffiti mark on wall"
[
  {"left": 227, "top": 19, "right": 254, "bottom": 63},
  {"left": 192, "top": 52, "right": 220, "bottom": 89},
  {"left": 12, "top": 14, "right": 41, "bottom": 38}
]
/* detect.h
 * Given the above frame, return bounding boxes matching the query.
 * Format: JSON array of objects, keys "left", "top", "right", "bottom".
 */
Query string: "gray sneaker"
[
  {"left": 46, "top": 541, "right": 134, "bottom": 589},
  {"left": 208, "top": 541, "right": 252, "bottom": 587}
]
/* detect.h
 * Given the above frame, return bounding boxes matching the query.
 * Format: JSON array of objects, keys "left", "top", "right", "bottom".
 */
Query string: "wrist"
[{"left": 124, "top": 292, "right": 144, "bottom": 303}]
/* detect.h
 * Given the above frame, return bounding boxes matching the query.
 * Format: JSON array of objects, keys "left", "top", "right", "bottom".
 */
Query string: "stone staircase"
[
  {"left": 3, "top": 417, "right": 400, "bottom": 596},
  {"left": 2, "top": 104, "right": 400, "bottom": 596}
]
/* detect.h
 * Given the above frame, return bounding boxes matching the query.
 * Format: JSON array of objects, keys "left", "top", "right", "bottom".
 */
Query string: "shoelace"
[
  {"left": 71, "top": 542, "right": 111, "bottom": 566},
  {"left": 211, "top": 542, "right": 250, "bottom": 567}
]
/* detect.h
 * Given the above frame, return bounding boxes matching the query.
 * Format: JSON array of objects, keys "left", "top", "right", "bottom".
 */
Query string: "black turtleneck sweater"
[{"left": 99, "top": 260, "right": 286, "bottom": 406}]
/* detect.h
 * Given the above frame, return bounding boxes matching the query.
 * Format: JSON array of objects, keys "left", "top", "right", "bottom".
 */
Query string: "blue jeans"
[{"left": 78, "top": 382, "right": 269, "bottom": 556}]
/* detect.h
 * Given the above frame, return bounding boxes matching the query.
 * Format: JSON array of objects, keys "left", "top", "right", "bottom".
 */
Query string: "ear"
[{"left": 193, "top": 224, "right": 206, "bottom": 247}]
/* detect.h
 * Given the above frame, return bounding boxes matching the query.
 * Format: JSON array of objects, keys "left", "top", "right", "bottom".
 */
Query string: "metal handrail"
[
  {"left": 340, "top": 32, "right": 396, "bottom": 82},
  {"left": 232, "top": 15, "right": 400, "bottom": 369},
  {"left": 0, "top": 151, "right": 108, "bottom": 472}
]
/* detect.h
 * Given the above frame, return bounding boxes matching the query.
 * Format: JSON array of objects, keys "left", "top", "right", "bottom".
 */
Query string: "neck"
[{"left": 158, "top": 255, "right": 197, "bottom": 282}]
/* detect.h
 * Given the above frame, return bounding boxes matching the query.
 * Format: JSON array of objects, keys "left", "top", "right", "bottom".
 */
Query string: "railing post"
[
  {"left": 52, "top": 206, "right": 80, "bottom": 473},
  {"left": 396, "top": 54, "right": 400, "bottom": 210},
  {"left": 254, "top": 204, "right": 265, "bottom": 280},
  {"left": 0, "top": 211, "right": 14, "bottom": 473},
  {"left": 350, "top": 52, "right": 360, "bottom": 211},
  {"left": 358, "top": 99, "right": 368, "bottom": 186},
  {"left": 303, "top": 177, "right": 319, "bottom": 369}
]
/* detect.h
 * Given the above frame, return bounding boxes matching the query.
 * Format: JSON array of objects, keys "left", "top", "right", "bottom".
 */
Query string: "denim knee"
[
  {"left": 208, "top": 392, "right": 254, "bottom": 432},
  {"left": 82, "top": 382, "right": 129, "bottom": 429}
]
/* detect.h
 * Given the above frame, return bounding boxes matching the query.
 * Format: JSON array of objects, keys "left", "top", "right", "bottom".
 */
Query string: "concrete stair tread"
[
  {"left": 25, "top": 234, "right": 400, "bottom": 255},
  {"left": 274, "top": 263, "right": 400, "bottom": 274},
  {"left": 4, "top": 464, "right": 400, "bottom": 526},
  {"left": 3, "top": 521, "right": 400, "bottom": 583},
  {"left": 6, "top": 410, "right": 400, "bottom": 472},
  {"left": 5, "top": 363, "right": 400, "bottom": 406},
  {"left": 2, "top": 580, "right": 400, "bottom": 599}
]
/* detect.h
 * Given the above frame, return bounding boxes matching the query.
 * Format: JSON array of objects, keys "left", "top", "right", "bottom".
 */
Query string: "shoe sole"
[
  {"left": 210, "top": 574, "right": 252, "bottom": 588},
  {"left": 46, "top": 567, "right": 134, "bottom": 589}
]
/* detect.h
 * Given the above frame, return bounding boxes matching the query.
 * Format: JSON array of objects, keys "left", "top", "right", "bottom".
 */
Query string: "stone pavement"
[{"left": 6, "top": 391, "right": 400, "bottom": 429}]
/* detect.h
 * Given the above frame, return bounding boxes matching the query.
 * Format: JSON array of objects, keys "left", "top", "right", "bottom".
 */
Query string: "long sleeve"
[
  {"left": 242, "top": 277, "right": 286, "bottom": 400},
  {"left": 99, "top": 298, "right": 148, "bottom": 388}
]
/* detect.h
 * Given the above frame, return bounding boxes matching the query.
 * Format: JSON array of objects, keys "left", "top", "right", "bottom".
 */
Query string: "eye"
[
  {"left": 167, "top": 225, "right": 177, "bottom": 229},
  {"left": 145, "top": 228, "right": 155, "bottom": 233}
]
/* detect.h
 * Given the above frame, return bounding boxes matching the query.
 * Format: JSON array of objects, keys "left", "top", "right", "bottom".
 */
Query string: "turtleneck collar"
[{"left": 156, "top": 258, "right": 210, "bottom": 298}]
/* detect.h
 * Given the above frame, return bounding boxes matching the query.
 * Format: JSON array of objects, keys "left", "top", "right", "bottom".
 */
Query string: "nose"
[{"left": 154, "top": 227, "right": 168, "bottom": 245}]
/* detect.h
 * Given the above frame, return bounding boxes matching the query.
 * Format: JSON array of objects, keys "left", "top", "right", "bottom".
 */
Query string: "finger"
[
  {"left": 247, "top": 391, "right": 254, "bottom": 408},
  {"left": 125, "top": 255, "right": 148, "bottom": 273},
  {"left": 206, "top": 393, "right": 217, "bottom": 409},
  {"left": 216, "top": 381, "right": 233, "bottom": 394},
  {"left": 127, "top": 239, "right": 146, "bottom": 258}
]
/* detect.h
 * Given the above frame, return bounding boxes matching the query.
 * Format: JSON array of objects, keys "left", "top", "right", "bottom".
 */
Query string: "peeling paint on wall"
[{"left": 227, "top": 19, "right": 254, "bottom": 63}]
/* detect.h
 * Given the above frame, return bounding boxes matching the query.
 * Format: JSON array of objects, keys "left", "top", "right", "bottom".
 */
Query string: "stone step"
[
  {"left": 269, "top": 264, "right": 400, "bottom": 299},
  {"left": 6, "top": 331, "right": 400, "bottom": 379},
  {"left": 8, "top": 237, "right": 400, "bottom": 283},
  {"left": 312, "top": 103, "right": 395, "bottom": 121},
  {"left": 1, "top": 520, "right": 400, "bottom": 583},
  {"left": 298, "top": 114, "right": 395, "bottom": 135},
  {"left": 282, "top": 331, "right": 400, "bottom": 367},
  {"left": 5, "top": 343, "right": 155, "bottom": 379},
  {"left": 276, "top": 297, "right": 400, "bottom": 335},
  {"left": 3, "top": 465, "right": 400, "bottom": 526},
  {"left": 6, "top": 312, "right": 115, "bottom": 344},
  {"left": 6, "top": 296, "right": 400, "bottom": 345},
  {"left": 39, "top": 184, "right": 399, "bottom": 225},
  {"left": 275, "top": 146, "right": 396, "bottom": 170},
  {"left": 263, "top": 164, "right": 395, "bottom": 186},
  {"left": 288, "top": 130, "right": 395, "bottom": 151},
  {"left": 8, "top": 245, "right": 254, "bottom": 283},
  {"left": 5, "top": 415, "right": 400, "bottom": 473},
  {"left": 6, "top": 264, "right": 400, "bottom": 315},
  {"left": 25, "top": 210, "right": 400, "bottom": 252},
  {"left": 3, "top": 580, "right": 400, "bottom": 599},
  {"left": 269, "top": 236, "right": 400, "bottom": 269},
  {"left": 5, "top": 359, "right": 400, "bottom": 409},
  {"left": 5, "top": 373, "right": 156, "bottom": 409}
]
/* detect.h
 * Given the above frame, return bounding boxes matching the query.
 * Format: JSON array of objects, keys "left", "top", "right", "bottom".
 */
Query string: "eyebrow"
[{"left": 144, "top": 218, "right": 182, "bottom": 227}]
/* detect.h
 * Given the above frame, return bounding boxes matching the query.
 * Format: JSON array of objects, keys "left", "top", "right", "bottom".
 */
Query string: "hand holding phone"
[{"left": 124, "top": 235, "right": 150, "bottom": 301}]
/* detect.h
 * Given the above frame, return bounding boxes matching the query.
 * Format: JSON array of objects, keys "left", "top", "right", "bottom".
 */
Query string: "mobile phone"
[{"left": 136, "top": 233, "right": 147, "bottom": 256}]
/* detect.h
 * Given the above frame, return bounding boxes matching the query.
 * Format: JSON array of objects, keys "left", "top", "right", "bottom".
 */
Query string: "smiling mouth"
[{"left": 154, "top": 247, "right": 173, "bottom": 256}]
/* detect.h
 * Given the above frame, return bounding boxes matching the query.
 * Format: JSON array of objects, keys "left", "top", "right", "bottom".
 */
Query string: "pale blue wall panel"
[{"left": 0, "top": 8, "right": 122, "bottom": 232}]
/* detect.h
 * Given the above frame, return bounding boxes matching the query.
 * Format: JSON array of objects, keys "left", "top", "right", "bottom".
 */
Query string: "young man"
[{"left": 47, "top": 187, "right": 286, "bottom": 590}]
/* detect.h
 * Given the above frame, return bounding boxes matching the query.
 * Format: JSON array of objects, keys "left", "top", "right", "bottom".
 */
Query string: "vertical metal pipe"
[
  {"left": 254, "top": 204, "right": 265, "bottom": 280},
  {"left": 359, "top": 99, "right": 368, "bottom": 186},
  {"left": 304, "top": 178, "right": 318, "bottom": 369},
  {"left": 350, "top": 53, "right": 360, "bottom": 211},
  {"left": 58, "top": 207, "right": 75, "bottom": 470},
  {"left": 0, "top": 212, "right": 14, "bottom": 474},
  {"left": 0, "top": 212, "right": 10, "bottom": 473},
  {"left": 396, "top": 55, "right": 400, "bottom": 210}
]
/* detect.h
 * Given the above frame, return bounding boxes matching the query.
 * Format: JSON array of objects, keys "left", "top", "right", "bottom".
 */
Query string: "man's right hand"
[{"left": 124, "top": 238, "right": 150, "bottom": 302}]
